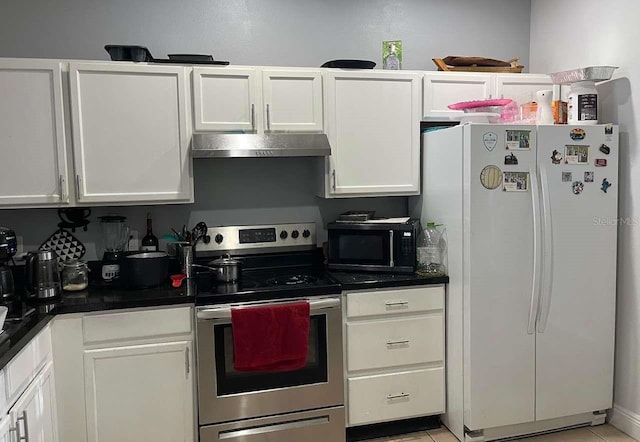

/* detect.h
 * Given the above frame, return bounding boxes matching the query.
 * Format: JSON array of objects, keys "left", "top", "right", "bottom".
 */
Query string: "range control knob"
[
  {"left": 280, "top": 230, "right": 288, "bottom": 240},
  {"left": 291, "top": 230, "right": 299, "bottom": 239},
  {"left": 302, "top": 229, "right": 311, "bottom": 238},
  {"left": 214, "top": 234, "right": 224, "bottom": 244}
]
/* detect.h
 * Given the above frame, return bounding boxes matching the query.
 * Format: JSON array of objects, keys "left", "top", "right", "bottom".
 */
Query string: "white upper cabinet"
[
  {"left": 494, "top": 73, "right": 554, "bottom": 105},
  {"left": 322, "top": 70, "right": 421, "bottom": 197},
  {"left": 423, "top": 72, "right": 494, "bottom": 117},
  {"left": 0, "top": 60, "right": 69, "bottom": 207},
  {"left": 69, "top": 63, "right": 193, "bottom": 204},
  {"left": 261, "top": 69, "right": 323, "bottom": 132},
  {"left": 192, "top": 67, "right": 259, "bottom": 132}
]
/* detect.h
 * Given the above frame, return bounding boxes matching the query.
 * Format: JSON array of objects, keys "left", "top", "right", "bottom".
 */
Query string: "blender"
[{"left": 99, "top": 216, "right": 130, "bottom": 282}]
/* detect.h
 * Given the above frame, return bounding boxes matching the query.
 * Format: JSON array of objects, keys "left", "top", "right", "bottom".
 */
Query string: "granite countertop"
[{"left": 0, "top": 270, "right": 448, "bottom": 371}]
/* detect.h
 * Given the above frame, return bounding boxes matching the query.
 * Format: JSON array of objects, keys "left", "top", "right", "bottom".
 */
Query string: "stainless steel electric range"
[{"left": 194, "top": 223, "right": 345, "bottom": 442}]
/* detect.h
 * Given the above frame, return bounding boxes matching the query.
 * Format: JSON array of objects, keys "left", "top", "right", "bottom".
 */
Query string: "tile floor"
[{"left": 369, "top": 424, "right": 637, "bottom": 442}]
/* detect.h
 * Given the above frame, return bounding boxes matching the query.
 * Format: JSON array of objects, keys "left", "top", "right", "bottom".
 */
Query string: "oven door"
[
  {"left": 196, "top": 296, "right": 344, "bottom": 425},
  {"left": 327, "top": 227, "right": 394, "bottom": 272}
]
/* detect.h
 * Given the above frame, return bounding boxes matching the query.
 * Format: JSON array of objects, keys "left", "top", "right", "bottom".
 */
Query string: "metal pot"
[{"left": 209, "top": 254, "right": 241, "bottom": 283}]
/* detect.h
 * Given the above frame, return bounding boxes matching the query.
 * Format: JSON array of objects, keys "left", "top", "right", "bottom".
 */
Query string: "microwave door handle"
[{"left": 389, "top": 230, "right": 394, "bottom": 267}]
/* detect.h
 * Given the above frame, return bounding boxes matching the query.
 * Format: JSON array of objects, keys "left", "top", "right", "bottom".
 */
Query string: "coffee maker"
[{"left": 0, "top": 227, "right": 17, "bottom": 299}]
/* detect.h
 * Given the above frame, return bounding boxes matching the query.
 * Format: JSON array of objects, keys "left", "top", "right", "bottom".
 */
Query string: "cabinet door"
[
  {"left": 69, "top": 63, "right": 192, "bottom": 204},
  {"left": 0, "top": 60, "right": 69, "bottom": 206},
  {"left": 0, "top": 415, "right": 12, "bottom": 442},
  {"left": 423, "top": 72, "right": 493, "bottom": 117},
  {"left": 262, "top": 69, "right": 323, "bottom": 132},
  {"left": 324, "top": 71, "right": 421, "bottom": 196},
  {"left": 192, "top": 67, "right": 258, "bottom": 132},
  {"left": 11, "top": 361, "right": 57, "bottom": 442},
  {"left": 495, "top": 74, "right": 553, "bottom": 106},
  {"left": 84, "top": 341, "right": 194, "bottom": 442}
]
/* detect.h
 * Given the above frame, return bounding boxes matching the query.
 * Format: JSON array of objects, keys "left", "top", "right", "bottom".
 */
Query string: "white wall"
[
  {"left": 0, "top": 0, "right": 532, "bottom": 71},
  {"left": 531, "top": 1, "right": 640, "bottom": 438}
]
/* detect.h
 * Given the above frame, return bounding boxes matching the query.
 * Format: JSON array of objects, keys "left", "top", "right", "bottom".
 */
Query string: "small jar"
[{"left": 61, "top": 260, "right": 89, "bottom": 292}]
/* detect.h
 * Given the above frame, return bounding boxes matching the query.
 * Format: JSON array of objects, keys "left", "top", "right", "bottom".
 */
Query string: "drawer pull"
[
  {"left": 387, "top": 392, "right": 410, "bottom": 400},
  {"left": 385, "top": 300, "right": 409, "bottom": 307},
  {"left": 386, "top": 339, "right": 410, "bottom": 346}
]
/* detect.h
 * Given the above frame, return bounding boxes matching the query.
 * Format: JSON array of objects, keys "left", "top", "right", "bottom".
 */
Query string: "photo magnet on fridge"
[
  {"left": 605, "top": 124, "right": 614, "bottom": 135},
  {"left": 503, "top": 171, "right": 529, "bottom": 192},
  {"left": 599, "top": 144, "right": 611, "bottom": 155},
  {"left": 506, "top": 130, "right": 531, "bottom": 150},
  {"left": 562, "top": 172, "right": 572, "bottom": 182},
  {"left": 572, "top": 181, "right": 585, "bottom": 195},
  {"left": 565, "top": 145, "right": 590, "bottom": 165},
  {"left": 551, "top": 149, "right": 562, "bottom": 164},
  {"left": 504, "top": 153, "right": 518, "bottom": 165},
  {"left": 585, "top": 171, "right": 594, "bottom": 183}
]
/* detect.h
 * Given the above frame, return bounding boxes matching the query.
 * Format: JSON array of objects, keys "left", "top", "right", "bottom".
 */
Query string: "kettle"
[{"left": 25, "top": 250, "right": 61, "bottom": 299}]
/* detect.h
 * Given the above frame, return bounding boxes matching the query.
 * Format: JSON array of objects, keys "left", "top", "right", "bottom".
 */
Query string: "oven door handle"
[{"left": 196, "top": 297, "right": 341, "bottom": 320}]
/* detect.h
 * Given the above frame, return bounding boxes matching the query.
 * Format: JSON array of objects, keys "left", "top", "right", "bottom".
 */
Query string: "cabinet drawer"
[
  {"left": 6, "top": 325, "right": 52, "bottom": 400},
  {"left": 83, "top": 306, "right": 192, "bottom": 344},
  {"left": 346, "top": 286, "right": 443, "bottom": 319},
  {"left": 348, "top": 368, "right": 445, "bottom": 426},
  {"left": 346, "top": 315, "right": 443, "bottom": 371}
]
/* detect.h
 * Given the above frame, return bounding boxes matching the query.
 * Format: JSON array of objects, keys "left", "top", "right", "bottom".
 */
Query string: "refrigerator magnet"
[
  {"left": 601, "top": 178, "right": 612, "bottom": 193},
  {"left": 551, "top": 149, "right": 563, "bottom": 164},
  {"left": 480, "top": 165, "right": 503, "bottom": 190},
  {"left": 570, "top": 128, "right": 586, "bottom": 140},
  {"left": 503, "top": 171, "right": 529, "bottom": 192},
  {"left": 605, "top": 124, "right": 614, "bottom": 141},
  {"left": 595, "top": 158, "right": 607, "bottom": 167},
  {"left": 564, "top": 145, "right": 589, "bottom": 165},
  {"left": 599, "top": 144, "right": 611, "bottom": 155},
  {"left": 572, "top": 181, "right": 585, "bottom": 195},
  {"left": 506, "top": 130, "right": 531, "bottom": 150},
  {"left": 483, "top": 132, "right": 498, "bottom": 151},
  {"left": 584, "top": 171, "right": 595, "bottom": 183},
  {"left": 504, "top": 153, "right": 518, "bottom": 165},
  {"left": 562, "top": 172, "right": 572, "bottom": 182}
]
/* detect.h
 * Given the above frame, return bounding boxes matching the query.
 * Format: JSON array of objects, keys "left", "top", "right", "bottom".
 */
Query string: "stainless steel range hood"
[{"left": 191, "top": 133, "right": 331, "bottom": 158}]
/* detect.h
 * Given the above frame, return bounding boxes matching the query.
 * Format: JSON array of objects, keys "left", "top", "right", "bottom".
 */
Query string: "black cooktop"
[{"left": 194, "top": 251, "right": 341, "bottom": 305}]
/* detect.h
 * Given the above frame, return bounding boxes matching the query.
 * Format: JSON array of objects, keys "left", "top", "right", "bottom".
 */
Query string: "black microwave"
[{"left": 327, "top": 218, "right": 420, "bottom": 273}]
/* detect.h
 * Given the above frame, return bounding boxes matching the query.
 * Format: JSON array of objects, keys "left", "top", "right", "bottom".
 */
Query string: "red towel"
[{"left": 231, "top": 301, "right": 310, "bottom": 372}]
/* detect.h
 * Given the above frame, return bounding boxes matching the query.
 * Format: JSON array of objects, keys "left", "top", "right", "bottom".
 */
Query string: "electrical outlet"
[{"left": 128, "top": 230, "right": 139, "bottom": 251}]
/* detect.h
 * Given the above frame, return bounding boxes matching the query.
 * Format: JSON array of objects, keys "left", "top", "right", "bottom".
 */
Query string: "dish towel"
[{"left": 231, "top": 301, "right": 310, "bottom": 372}]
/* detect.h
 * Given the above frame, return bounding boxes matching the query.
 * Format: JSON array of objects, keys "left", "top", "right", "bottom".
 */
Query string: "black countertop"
[
  {"left": 0, "top": 270, "right": 447, "bottom": 371},
  {"left": 328, "top": 271, "right": 449, "bottom": 291}
]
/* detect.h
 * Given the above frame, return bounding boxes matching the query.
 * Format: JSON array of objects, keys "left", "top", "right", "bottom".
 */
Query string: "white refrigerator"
[{"left": 411, "top": 123, "right": 618, "bottom": 441}]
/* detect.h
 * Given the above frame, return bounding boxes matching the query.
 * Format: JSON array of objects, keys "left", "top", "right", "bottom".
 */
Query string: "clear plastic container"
[
  {"left": 417, "top": 222, "right": 448, "bottom": 278},
  {"left": 61, "top": 260, "right": 89, "bottom": 292}
]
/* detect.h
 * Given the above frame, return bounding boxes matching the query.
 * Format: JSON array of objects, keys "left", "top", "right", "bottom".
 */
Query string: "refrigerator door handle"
[
  {"left": 537, "top": 165, "right": 554, "bottom": 332},
  {"left": 527, "top": 166, "right": 543, "bottom": 335}
]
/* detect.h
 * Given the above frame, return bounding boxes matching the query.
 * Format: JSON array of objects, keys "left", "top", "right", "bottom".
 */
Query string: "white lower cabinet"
[
  {"left": 10, "top": 361, "right": 57, "bottom": 442},
  {"left": 344, "top": 285, "right": 445, "bottom": 427},
  {"left": 348, "top": 368, "right": 445, "bottom": 426},
  {"left": 84, "top": 341, "right": 193, "bottom": 442},
  {"left": 0, "top": 416, "right": 12, "bottom": 442},
  {"left": 52, "top": 306, "right": 195, "bottom": 442}
]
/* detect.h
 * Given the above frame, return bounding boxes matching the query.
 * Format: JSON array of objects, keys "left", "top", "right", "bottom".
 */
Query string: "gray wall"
[
  {"left": 2, "top": 160, "right": 407, "bottom": 261},
  {"left": 0, "top": 0, "right": 532, "bottom": 260},
  {"left": 0, "top": 0, "right": 532, "bottom": 70}
]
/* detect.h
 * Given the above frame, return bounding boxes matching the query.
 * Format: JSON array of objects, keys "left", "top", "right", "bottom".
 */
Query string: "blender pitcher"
[{"left": 99, "top": 215, "right": 130, "bottom": 282}]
